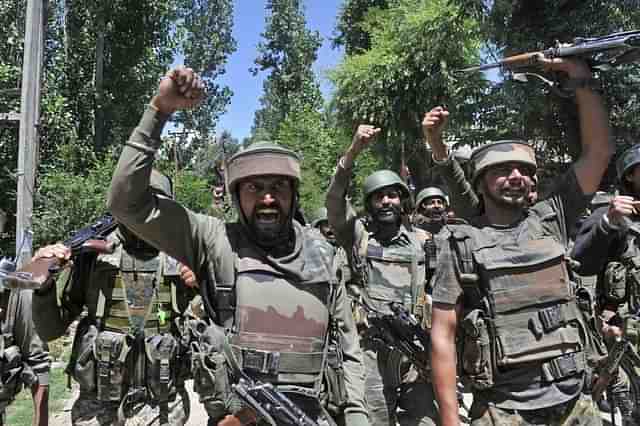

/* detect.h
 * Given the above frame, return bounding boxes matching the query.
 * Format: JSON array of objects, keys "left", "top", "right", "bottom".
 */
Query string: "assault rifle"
[
  {"left": 229, "top": 376, "right": 319, "bottom": 426},
  {"left": 593, "top": 337, "right": 633, "bottom": 401},
  {"left": 457, "top": 30, "right": 640, "bottom": 96},
  {"left": 361, "top": 300, "right": 431, "bottom": 377},
  {"left": 6, "top": 214, "right": 117, "bottom": 290}
]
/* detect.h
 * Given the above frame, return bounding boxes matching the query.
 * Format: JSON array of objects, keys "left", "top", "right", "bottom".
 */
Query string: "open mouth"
[{"left": 256, "top": 208, "right": 280, "bottom": 224}]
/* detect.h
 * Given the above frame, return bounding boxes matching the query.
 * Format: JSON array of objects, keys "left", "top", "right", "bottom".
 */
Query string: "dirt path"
[{"left": 49, "top": 380, "right": 208, "bottom": 426}]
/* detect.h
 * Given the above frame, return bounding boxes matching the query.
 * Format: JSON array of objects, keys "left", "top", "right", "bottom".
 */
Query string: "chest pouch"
[
  {"left": 474, "top": 238, "right": 585, "bottom": 381},
  {"left": 603, "top": 261, "right": 627, "bottom": 304},
  {"left": 94, "top": 330, "right": 131, "bottom": 402},
  {"left": 364, "top": 241, "right": 423, "bottom": 312},
  {"left": 145, "top": 334, "right": 179, "bottom": 404}
]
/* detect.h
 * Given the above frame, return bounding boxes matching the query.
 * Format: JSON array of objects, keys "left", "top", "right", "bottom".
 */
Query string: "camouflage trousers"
[
  {"left": 362, "top": 339, "right": 438, "bottom": 426},
  {"left": 71, "top": 392, "right": 188, "bottom": 426},
  {"left": 469, "top": 393, "right": 601, "bottom": 426}
]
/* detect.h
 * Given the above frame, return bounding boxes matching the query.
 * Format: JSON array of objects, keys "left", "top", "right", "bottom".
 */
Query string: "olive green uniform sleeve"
[
  {"left": 333, "top": 279, "right": 369, "bottom": 423},
  {"left": 7, "top": 290, "right": 50, "bottom": 385},
  {"left": 434, "top": 154, "right": 480, "bottom": 220},
  {"left": 108, "top": 105, "right": 223, "bottom": 273},
  {"left": 31, "top": 269, "right": 74, "bottom": 342},
  {"left": 326, "top": 159, "right": 365, "bottom": 253}
]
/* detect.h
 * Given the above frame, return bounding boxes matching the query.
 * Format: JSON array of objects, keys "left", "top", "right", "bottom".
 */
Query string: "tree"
[
  {"left": 330, "top": 0, "right": 485, "bottom": 189},
  {"left": 333, "top": 0, "right": 389, "bottom": 54},
  {"left": 250, "top": 0, "right": 323, "bottom": 140},
  {"left": 174, "top": 0, "right": 236, "bottom": 150},
  {"left": 472, "top": 1, "right": 640, "bottom": 191}
]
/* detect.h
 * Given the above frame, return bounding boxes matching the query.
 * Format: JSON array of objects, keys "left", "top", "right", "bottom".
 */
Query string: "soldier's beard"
[
  {"left": 248, "top": 205, "right": 291, "bottom": 247},
  {"left": 372, "top": 205, "right": 402, "bottom": 226}
]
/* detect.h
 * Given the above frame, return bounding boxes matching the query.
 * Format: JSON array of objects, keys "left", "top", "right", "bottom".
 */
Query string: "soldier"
[
  {"left": 0, "top": 260, "right": 50, "bottom": 426},
  {"left": 413, "top": 187, "right": 449, "bottom": 234},
  {"left": 570, "top": 145, "right": 640, "bottom": 425},
  {"left": 312, "top": 207, "right": 337, "bottom": 246},
  {"left": 326, "top": 125, "right": 438, "bottom": 425},
  {"left": 430, "top": 56, "right": 612, "bottom": 426},
  {"left": 31, "top": 171, "right": 197, "bottom": 426},
  {"left": 107, "top": 66, "right": 369, "bottom": 426}
]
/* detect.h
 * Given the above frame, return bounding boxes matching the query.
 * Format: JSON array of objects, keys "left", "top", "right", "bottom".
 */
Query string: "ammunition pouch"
[
  {"left": 191, "top": 323, "right": 230, "bottom": 416},
  {"left": 0, "top": 341, "right": 25, "bottom": 411},
  {"left": 145, "top": 334, "right": 178, "bottom": 403},
  {"left": 624, "top": 315, "right": 640, "bottom": 350},
  {"left": 67, "top": 322, "right": 99, "bottom": 394},
  {"left": 94, "top": 331, "right": 130, "bottom": 402},
  {"left": 604, "top": 261, "right": 627, "bottom": 304},
  {"left": 460, "top": 309, "right": 493, "bottom": 390},
  {"left": 323, "top": 341, "right": 347, "bottom": 415}
]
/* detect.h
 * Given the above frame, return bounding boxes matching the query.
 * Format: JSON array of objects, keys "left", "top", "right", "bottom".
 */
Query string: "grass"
[
  {"left": 5, "top": 367, "right": 72, "bottom": 426},
  {"left": 5, "top": 336, "right": 73, "bottom": 426}
]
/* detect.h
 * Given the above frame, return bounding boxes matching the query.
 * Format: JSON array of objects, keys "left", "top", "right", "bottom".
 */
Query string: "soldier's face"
[
  {"left": 420, "top": 197, "right": 447, "bottom": 218},
  {"left": 370, "top": 186, "right": 402, "bottom": 224},
  {"left": 481, "top": 162, "right": 535, "bottom": 209},
  {"left": 238, "top": 175, "right": 293, "bottom": 237},
  {"left": 318, "top": 221, "right": 336, "bottom": 244}
]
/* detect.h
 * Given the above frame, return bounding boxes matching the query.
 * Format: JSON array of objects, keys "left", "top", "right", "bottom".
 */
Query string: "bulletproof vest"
[
  {"left": 226, "top": 226, "right": 336, "bottom": 386},
  {"left": 614, "top": 220, "right": 640, "bottom": 314},
  {"left": 452, "top": 205, "right": 588, "bottom": 385},
  {"left": 100, "top": 250, "right": 182, "bottom": 336},
  {"left": 355, "top": 226, "right": 426, "bottom": 314}
]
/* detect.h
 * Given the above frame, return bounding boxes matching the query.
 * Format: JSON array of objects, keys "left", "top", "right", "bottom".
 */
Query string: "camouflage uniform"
[
  {"left": 571, "top": 145, "right": 640, "bottom": 425},
  {"left": 107, "top": 106, "right": 369, "bottom": 426},
  {"left": 432, "top": 141, "right": 602, "bottom": 426},
  {"left": 33, "top": 175, "right": 196, "bottom": 426},
  {"left": 326, "top": 164, "right": 438, "bottom": 426},
  {"left": 0, "top": 288, "right": 50, "bottom": 424}
]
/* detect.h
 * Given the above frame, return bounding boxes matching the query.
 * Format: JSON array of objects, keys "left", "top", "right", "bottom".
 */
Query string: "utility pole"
[{"left": 16, "top": 0, "right": 47, "bottom": 265}]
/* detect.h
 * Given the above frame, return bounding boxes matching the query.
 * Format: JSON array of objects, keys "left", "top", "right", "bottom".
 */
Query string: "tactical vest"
[
  {"left": 210, "top": 225, "right": 338, "bottom": 388},
  {"left": 354, "top": 226, "right": 426, "bottom": 315},
  {"left": 451, "top": 205, "right": 588, "bottom": 388},
  {"left": 98, "top": 250, "right": 183, "bottom": 335}
]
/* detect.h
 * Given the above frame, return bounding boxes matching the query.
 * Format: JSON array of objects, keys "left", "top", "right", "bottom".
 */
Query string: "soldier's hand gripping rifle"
[
  {"left": 6, "top": 214, "right": 117, "bottom": 290},
  {"left": 457, "top": 30, "right": 640, "bottom": 97},
  {"left": 592, "top": 336, "right": 633, "bottom": 401},
  {"left": 359, "top": 300, "right": 431, "bottom": 378}
]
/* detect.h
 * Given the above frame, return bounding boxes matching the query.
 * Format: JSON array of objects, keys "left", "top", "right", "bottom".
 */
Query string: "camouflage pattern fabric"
[
  {"left": 362, "top": 342, "right": 438, "bottom": 426},
  {"left": 469, "top": 393, "right": 601, "bottom": 426},
  {"left": 71, "top": 393, "right": 187, "bottom": 426}
]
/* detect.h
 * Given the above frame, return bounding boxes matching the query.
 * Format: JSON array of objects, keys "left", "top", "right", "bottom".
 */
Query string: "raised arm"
[
  {"left": 422, "top": 107, "right": 480, "bottom": 220},
  {"left": 326, "top": 125, "right": 381, "bottom": 250},
  {"left": 540, "top": 57, "right": 613, "bottom": 195},
  {"left": 107, "top": 67, "right": 211, "bottom": 271}
]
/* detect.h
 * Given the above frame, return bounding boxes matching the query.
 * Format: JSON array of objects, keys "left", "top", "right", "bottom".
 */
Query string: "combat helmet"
[
  {"left": 227, "top": 141, "right": 301, "bottom": 195},
  {"left": 363, "top": 170, "right": 410, "bottom": 202},
  {"left": 415, "top": 187, "right": 448, "bottom": 209},
  {"left": 616, "top": 144, "right": 640, "bottom": 183},
  {"left": 311, "top": 207, "right": 329, "bottom": 228},
  {"left": 470, "top": 140, "right": 536, "bottom": 189}
]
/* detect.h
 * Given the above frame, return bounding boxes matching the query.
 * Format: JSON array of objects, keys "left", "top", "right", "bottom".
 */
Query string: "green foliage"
[
  {"left": 251, "top": 0, "right": 323, "bottom": 139},
  {"left": 330, "top": 0, "right": 485, "bottom": 188},
  {"left": 175, "top": 0, "right": 236, "bottom": 147},
  {"left": 333, "top": 0, "right": 389, "bottom": 54},
  {"left": 172, "top": 169, "right": 214, "bottom": 214},
  {"left": 473, "top": 1, "right": 640, "bottom": 189},
  {"left": 33, "top": 144, "right": 116, "bottom": 246},
  {"left": 275, "top": 106, "right": 381, "bottom": 215}
]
